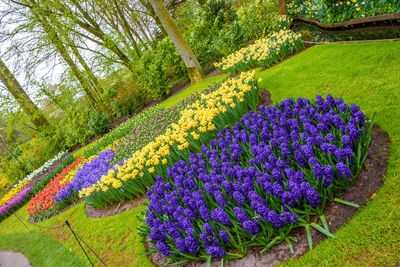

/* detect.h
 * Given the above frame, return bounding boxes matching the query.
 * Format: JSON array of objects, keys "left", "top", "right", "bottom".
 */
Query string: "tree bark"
[
  {"left": 138, "top": 0, "right": 168, "bottom": 38},
  {"left": 278, "top": 0, "right": 287, "bottom": 15},
  {"left": 147, "top": 0, "right": 205, "bottom": 84},
  {"left": 0, "top": 58, "right": 50, "bottom": 129}
]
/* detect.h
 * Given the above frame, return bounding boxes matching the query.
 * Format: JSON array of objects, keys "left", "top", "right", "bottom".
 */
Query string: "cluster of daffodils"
[
  {"left": 80, "top": 72, "right": 260, "bottom": 208},
  {"left": 214, "top": 30, "right": 304, "bottom": 75},
  {"left": 287, "top": 0, "right": 399, "bottom": 23},
  {"left": 288, "top": 0, "right": 321, "bottom": 18}
]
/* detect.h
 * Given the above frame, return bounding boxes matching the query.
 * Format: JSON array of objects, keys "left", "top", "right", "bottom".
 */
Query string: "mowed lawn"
[{"left": 1, "top": 40, "right": 399, "bottom": 266}]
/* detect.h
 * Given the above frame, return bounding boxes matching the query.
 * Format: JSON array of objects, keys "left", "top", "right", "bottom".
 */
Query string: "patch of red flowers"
[{"left": 27, "top": 157, "right": 84, "bottom": 215}]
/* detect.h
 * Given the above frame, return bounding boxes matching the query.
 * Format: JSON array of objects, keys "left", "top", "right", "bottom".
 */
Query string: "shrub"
[
  {"left": 103, "top": 80, "right": 146, "bottom": 118},
  {"left": 134, "top": 38, "right": 188, "bottom": 100},
  {"left": 179, "top": 0, "right": 249, "bottom": 70},
  {"left": 236, "top": 0, "right": 287, "bottom": 40},
  {"left": 88, "top": 110, "right": 110, "bottom": 137}
]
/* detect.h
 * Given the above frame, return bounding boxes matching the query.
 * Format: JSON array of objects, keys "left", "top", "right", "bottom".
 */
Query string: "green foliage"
[
  {"left": 0, "top": 157, "right": 27, "bottom": 186},
  {"left": 53, "top": 108, "right": 91, "bottom": 150},
  {"left": 236, "top": 0, "right": 288, "bottom": 40},
  {"left": 87, "top": 110, "right": 109, "bottom": 137},
  {"left": 18, "top": 138, "right": 59, "bottom": 174},
  {"left": 288, "top": 0, "right": 400, "bottom": 23},
  {"left": 182, "top": 0, "right": 249, "bottom": 70},
  {"left": 133, "top": 38, "right": 188, "bottom": 100},
  {"left": 103, "top": 80, "right": 146, "bottom": 118}
]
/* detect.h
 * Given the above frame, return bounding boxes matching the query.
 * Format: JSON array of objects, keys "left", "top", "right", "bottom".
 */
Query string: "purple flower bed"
[
  {"left": 0, "top": 187, "right": 32, "bottom": 216},
  {"left": 140, "top": 95, "right": 373, "bottom": 262},
  {"left": 55, "top": 150, "right": 115, "bottom": 203}
]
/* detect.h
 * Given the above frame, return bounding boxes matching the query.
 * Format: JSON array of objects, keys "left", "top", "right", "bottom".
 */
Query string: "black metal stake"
[
  {"left": 65, "top": 220, "right": 94, "bottom": 267},
  {"left": 14, "top": 214, "right": 31, "bottom": 232}
]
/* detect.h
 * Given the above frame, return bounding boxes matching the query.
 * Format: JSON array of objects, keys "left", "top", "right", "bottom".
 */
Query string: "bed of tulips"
[
  {"left": 0, "top": 152, "right": 74, "bottom": 221},
  {"left": 214, "top": 30, "right": 304, "bottom": 75},
  {"left": 77, "top": 71, "right": 260, "bottom": 208},
  {"left": 139, "top": 95, "right": 373, "bottom": 264},
  {"left": 110, "top": 83, "right": 223, "bottom": 164},
  {"left": 27, "top": 157, "right": 85, "bottom": 221}
]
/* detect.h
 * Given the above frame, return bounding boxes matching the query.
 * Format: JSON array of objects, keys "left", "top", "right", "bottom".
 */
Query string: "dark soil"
[
  {"left": 259, "top": 89, "right": 273, "bottom": 107},
  {"left": 85, "top": 195, "right": 148, "bottom": 219},
  {"left": 145, "top": 89, "right": 391, "bottom": 267}
]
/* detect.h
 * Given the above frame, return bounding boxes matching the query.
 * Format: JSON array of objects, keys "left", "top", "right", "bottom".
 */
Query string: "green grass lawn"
[
  {"left": 0, "top": 232, "right": 87, "bottom": 267},
  {"left": 2, "top": 40, "right": 400, "bottom": 266}
]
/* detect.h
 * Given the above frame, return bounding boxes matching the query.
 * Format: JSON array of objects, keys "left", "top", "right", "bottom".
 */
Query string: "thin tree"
[
  {"left": 147, "top": 0, "right": 205, "bottom": 84},
  {"left": 0, "top": 58, "right": 50, "bottom": 129},
  {"left": 278, "top": 0, "right": 287, "bottom": 15}
]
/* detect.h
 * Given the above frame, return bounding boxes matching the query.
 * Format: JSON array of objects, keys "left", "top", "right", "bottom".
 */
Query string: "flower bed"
[
  {"left": 0, "top": 153, "right": 74, "bottom": 221},
  {"left": 0, "top": 151, "right": 69, "bottom": 209},
  {"left": 110, "top": 82, "right": 223, "bottom": 164},
  {"left": 214, "top": 30, "right": 304, "bottom": 75},
  {"left": 79, "top": 72, "right": 260, "bottom": 208},
  {"left": 288, "top": 0, "right": 400, "bottom": 23},
  {"left": 55, "top": 150, "right": 115, "bottom": 205},
  {"left": 27, "top": 157, "right": 85, "bottom": 220},
  {"left": 140, "top": 95, "right": 373, "bottom": 263}
]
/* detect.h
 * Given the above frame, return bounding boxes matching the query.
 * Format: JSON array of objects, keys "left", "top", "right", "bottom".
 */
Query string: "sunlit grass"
[{"left": 2, "top": 41, "right": 400, "bottom": 266}]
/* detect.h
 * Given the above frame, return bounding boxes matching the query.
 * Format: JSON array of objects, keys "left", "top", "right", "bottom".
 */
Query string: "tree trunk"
[
  {"left": 278, "top": 0, "right": 287, "bottom": 15},
  {"left": 0, "top": 58, "right": 50, "bottom": 129},
  {"left": 147, "top": 0, "right": 205, "bottom": 84},
  {"left": 138, "top": 0, "right": 168, "bottom": 38},
  {"left": 113, "top": 0, "right": 142, "bottom": 58},
  {"left": 49, "top": 14, "right": 103, "bottom": 94}
]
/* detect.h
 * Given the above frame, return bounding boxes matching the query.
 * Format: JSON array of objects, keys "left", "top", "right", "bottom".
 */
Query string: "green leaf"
[
  {"left": 310, "top": 222, "right": 336, "bottom": 238},
  {"left": 333, "top": 198, "right": 360, "bottom": 208},
  {"left": 320, "top": 215, "right": 330, "bottom": 232},
  {"left": 305, "top": 224, "right": 313, "bottom": 250},
  {"left": 285, "top": 237, "right": 294, "bottom": 254},
  {"left": 207, "top": 255, "right": 212, "bottom": 267}
]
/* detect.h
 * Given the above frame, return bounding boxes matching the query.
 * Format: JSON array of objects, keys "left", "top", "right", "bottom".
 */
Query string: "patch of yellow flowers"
[
  {"left": 0, "top": 180, "right": 29, "bottom": 207},
  {"left": 59, "top": 159, "right": 87, "bottom": 185},
  {"left": 214, "top": 29, "right": 303, "bottom": 74},
  {"left": 79, "top": 71, "right": 257, "bottom": 199}
]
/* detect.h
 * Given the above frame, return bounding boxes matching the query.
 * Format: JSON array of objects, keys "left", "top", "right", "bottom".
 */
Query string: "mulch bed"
[
  {"left": 145, "top": 89, "right": 391, "bottom": 267},
  {"left": 85, "top": 195, "right": 148, "bottom": 219}
]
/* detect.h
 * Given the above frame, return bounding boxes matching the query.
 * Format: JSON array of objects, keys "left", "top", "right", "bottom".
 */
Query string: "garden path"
[{"left": 0, "top": 250, "right": 31, "bottom": 267}]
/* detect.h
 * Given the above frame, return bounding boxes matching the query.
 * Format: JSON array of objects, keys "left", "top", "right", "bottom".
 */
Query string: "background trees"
[{"left": 0, "top": 0, "right": 282, "bottom": 185}]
